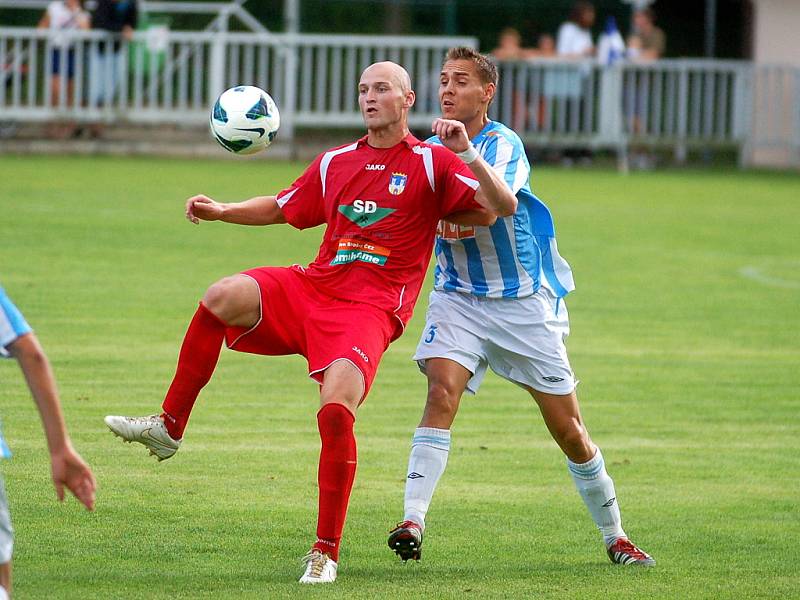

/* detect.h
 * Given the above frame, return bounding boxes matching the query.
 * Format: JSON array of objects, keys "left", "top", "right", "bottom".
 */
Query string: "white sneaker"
[
  {"left": 104, "top": 414, "right": 181, "bottom": 461},
  {"left": 298, "top": 549, "right": 337, "bottom": 584}
]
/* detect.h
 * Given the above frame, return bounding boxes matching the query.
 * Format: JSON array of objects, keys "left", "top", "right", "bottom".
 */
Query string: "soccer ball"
[{"left": 209, "top": 85, "right": 280, "bottom": 155}]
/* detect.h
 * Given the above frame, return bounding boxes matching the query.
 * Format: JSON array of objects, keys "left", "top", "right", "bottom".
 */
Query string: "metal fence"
[{"left": 1, "top": 26, "right": 799, "bottom": 167}]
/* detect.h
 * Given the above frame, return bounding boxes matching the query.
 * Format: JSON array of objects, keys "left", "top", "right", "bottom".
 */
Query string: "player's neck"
[
  {"left": 464, "top": 112, "right": 490, "bottom": 141},
  {"left": 366, "top": 123, "right": 410, "bottom": 148}
]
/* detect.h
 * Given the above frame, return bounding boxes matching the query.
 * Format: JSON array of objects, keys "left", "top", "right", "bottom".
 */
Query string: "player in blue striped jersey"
[
  {"left": 388, "top": 47, "right": 654, "bottom": 567},
  {"left": 1, "top": 283, "right": 96, "bottom": 599}
]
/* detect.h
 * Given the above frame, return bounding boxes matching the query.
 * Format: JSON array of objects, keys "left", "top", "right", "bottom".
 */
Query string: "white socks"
[
  {"left": 402, "top": 430, "right": 624, "bottom": 545},
  {"left": 403, "top": 427, "right": 451, "bottom": 529},
  {"left": 568, "top": 448, "right": 626, "bottom": 545}
]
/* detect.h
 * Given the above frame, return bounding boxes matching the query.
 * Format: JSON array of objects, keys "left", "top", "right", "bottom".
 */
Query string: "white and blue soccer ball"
[{"left": 209, "top": 85, "right": 280, "bottom": 155}]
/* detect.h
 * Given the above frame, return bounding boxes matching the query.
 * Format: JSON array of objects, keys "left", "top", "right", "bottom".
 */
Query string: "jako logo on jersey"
[
  {"left": 388, "top": 172, "right": 407, "bottom": 195},
  {"left": 352, "top": 346, "right": 369, "bottom": 363},
  {"left": 338, "top": 202, "right": 396, "bottom": 227},
  {"left": 365, "top": 164, "right": 385, "bottom": 171},
  {"left": 424, "top": 324, "right": 438, "bottom": 344}
]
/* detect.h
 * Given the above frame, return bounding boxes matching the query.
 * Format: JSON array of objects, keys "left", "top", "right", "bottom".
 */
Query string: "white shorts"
[
  {"left": 413, "top": 289, "right": 576, "bottom": 395},
  {"left": 0, "top": 476, "right": 12, "bottom": 564}
]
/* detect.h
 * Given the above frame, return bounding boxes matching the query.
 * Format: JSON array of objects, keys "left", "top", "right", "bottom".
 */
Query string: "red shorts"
[{"left": 224, "top": 266, "right": 396, "bottom": 400}]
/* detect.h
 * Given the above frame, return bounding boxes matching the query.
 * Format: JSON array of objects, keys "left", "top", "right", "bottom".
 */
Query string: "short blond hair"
[{"left": 444, "top": 46, "right": 498, "bottom": 87}]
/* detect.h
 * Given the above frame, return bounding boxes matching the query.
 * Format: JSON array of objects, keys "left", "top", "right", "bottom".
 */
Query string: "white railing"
[
  {"left": 1, "top": 27, "right": 799, "bottom": 167},
  {"left": 0, "top": 27, "right": 475, "bottom": 139},
  {"left": 491, "top": 59, "right": 753, "bottom": 151}
]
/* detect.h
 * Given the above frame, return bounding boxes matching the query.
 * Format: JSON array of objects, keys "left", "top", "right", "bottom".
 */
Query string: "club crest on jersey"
[{"left": 388, "top": 172, "right": 407, "bottom": 195}]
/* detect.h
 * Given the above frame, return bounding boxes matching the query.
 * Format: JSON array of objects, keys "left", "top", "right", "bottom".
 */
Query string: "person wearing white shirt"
[
  {"left": 37, "top": 0, "right": 90, "bottom": 136},
  {"left": 556, "top": 1, "right": 596, "bottom": 58}
]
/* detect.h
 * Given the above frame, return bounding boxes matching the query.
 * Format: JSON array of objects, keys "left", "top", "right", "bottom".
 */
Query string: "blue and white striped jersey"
[
  {"left": 1, "top": 283, "right": 32, "bottom": 459},
  {"left": 429, "top": 120, "right": 575, "bottom": 299}
]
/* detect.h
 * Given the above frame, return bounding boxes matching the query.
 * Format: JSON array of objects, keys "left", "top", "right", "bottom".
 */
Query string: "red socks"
[
  {"left": 313, "top": 403, "right": 358, "bottom": 562},
  {"left": 161, "top": 303, "right": 227, "bottom": 440}
]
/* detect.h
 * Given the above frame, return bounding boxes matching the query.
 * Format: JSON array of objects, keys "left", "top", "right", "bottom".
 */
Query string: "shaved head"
[{"left": 361, "top": 61, "right": 412, "bottom": 95}]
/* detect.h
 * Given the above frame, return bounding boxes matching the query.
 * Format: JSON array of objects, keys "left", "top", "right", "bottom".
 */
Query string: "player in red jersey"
[{"left": 104, "top": 61, "right": 516, "bottom": 584}]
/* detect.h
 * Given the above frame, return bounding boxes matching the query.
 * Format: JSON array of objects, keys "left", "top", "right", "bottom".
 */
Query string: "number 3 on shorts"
[{"left": 424, "top": 324, "right": 438, "bottom": 344}]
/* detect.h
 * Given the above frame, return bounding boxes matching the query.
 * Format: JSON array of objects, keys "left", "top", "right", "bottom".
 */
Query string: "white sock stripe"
[
  {"left": 412, "top": 427, "right": 450, "bottom": 451},
  {"left": 413, "top": 427, "right": 451, "bottom": 440},
  {"left": 411, "top": 438, "right": 450, "bottom": 451},
  {"left": 567, "top": 448, "right": 604, "bottom": 479}
]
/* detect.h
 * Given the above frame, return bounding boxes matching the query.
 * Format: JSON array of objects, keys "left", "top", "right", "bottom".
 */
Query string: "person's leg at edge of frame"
[
  {"left": 0, "top": 562, "right": 9, "bottom": 600},
  {"left": 1, "top": 473, "right": 12, "bottom": 599},
  {"left": 160, "top": 275, "right": 261, "bottom": 440}
]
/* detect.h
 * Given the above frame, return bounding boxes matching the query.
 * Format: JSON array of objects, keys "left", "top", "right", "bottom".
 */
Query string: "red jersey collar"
[{"left": 356, "top": 132, "right": 420, "bottom": 149}]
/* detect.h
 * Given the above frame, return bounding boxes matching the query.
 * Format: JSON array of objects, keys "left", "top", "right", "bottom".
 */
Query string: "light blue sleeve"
[{"left": 0, "top": 285, "right": 33, "bottom": 359}]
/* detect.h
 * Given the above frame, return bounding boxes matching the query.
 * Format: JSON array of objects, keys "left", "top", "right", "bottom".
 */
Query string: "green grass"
[{"left": 1, "top": 155, "right": 799, "bottom": 599}]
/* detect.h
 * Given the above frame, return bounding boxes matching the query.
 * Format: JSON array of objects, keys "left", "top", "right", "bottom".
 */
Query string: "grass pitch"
[{"left": 1, "top": 155, "right": 799, "bottom": 599}]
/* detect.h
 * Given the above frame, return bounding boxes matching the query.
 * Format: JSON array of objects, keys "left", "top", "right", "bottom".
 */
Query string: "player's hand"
[
  {"left": 50, "top": 445, "right": 96, "bottom": 511},
  {"left": 186, "top": 194, "right": 224, "bottom": 224},
  {"left": 431, "top": 118, "right": 470, "bottom": 153}
]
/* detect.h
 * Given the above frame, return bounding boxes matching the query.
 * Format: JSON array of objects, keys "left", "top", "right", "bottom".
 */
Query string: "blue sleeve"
[{"left": 0, "top": 285, "right": 32, "bottom": 358}]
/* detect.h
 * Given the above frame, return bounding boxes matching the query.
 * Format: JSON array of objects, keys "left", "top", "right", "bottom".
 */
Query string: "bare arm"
[
  {"left": 431, "top": 119, "right": 517, "bottom": 217},
  {"left": 185, "top": 194, "right": 287, "bottom": 226},
  {"left": 442, "top": 208, "right": 497, "bottom": 227},
  {"left": 8, "top": 334, "right": 96, "bottom": 510}
]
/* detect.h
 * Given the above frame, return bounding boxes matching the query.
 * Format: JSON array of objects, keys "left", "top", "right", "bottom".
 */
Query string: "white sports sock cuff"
[
  {"left": 567, "top": 448, "right": 605, "bottom": 480},
  {"left": 412, "top": 427, "right": 451, "bottom": 451}
]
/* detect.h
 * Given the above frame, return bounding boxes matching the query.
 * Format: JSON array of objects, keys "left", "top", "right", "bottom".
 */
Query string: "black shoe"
[{"left": 388, "top": 520, "right": 423, "bottom": 561}]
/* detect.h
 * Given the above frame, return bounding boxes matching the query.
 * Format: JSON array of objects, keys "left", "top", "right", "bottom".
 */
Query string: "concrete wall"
[
  {"left": 750, "top": 0, "right": 800, "bottom": 168},
  {"left": 753, "top": 0, "right": 800, "bottom": 65}
]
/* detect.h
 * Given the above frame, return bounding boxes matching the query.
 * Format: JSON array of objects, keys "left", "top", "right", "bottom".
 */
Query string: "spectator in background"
[
  {"left": 491, "top": 27, "right": 537, "bottom": 61},
  {"left": 89, "top": 0, "right": 138, "bottom": 138},
  {"left": 627, "top": 9, "right": 666, "bottom": 169},
  {"left": 556, "top": 1, "right": 595, "bottom": 58},
  {"left": 37, "top": 0, "right": 90, "bottom": 138},
  {"left": 554, "top": 1, "right": 595, "bottom": 165},
  {"left": 491, "top": 28, "right": 536, "bottom": 131},
  {"left": 536, "top": 33, "right": 556, "bottom": 57},
  {"left": 630, "top": 8, "right": 665, "bottom": 61}
]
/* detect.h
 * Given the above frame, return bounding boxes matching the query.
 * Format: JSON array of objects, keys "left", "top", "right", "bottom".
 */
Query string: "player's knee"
[
  {"left": 426, "top": 381, "right": 460, "bottom": 418},
  {"left": 202, "top": 276, "right": 255, "bottom": 322},
  {"left": 556, "top": 423, "right": 593, "bottom": 459}
]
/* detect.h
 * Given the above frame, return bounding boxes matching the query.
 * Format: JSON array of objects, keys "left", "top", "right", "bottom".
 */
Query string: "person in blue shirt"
[
  {"left": 0, "top": 284, "right": 96, "bottom": 599},
  {"left": 387, "top": 47, "right": 654, "bottom": 567}
]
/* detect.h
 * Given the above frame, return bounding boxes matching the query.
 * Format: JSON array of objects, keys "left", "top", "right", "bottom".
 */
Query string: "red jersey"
[{"left": 276, "top": 133, "right": 482, "bottom": 334}]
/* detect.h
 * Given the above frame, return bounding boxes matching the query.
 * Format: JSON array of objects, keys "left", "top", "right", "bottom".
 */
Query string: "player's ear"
[
  {"left": 404, "top": 90, "right": 416, "bottom": 109},
  {"left": 483, "top": 82, "right": 496, "bottom": 105}
]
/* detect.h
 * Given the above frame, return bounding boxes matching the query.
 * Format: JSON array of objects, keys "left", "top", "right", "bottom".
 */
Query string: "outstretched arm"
[
  {"left": 8, "top": 334, "right": 96, "bottom": 511},
  {"left": 185, "top": 194, "right": 287, "bottom": 226},
  {"left": 432, "top": 118, "right": 518, "bottom": 217}
]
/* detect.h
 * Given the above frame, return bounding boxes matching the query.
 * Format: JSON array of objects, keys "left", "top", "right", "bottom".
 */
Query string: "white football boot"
[
  {"left": 299, "top": 549, "right": 338, "bottom": 584},
  {"left": 104, "top": 414, "right": 181, "bottom": 461}
]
